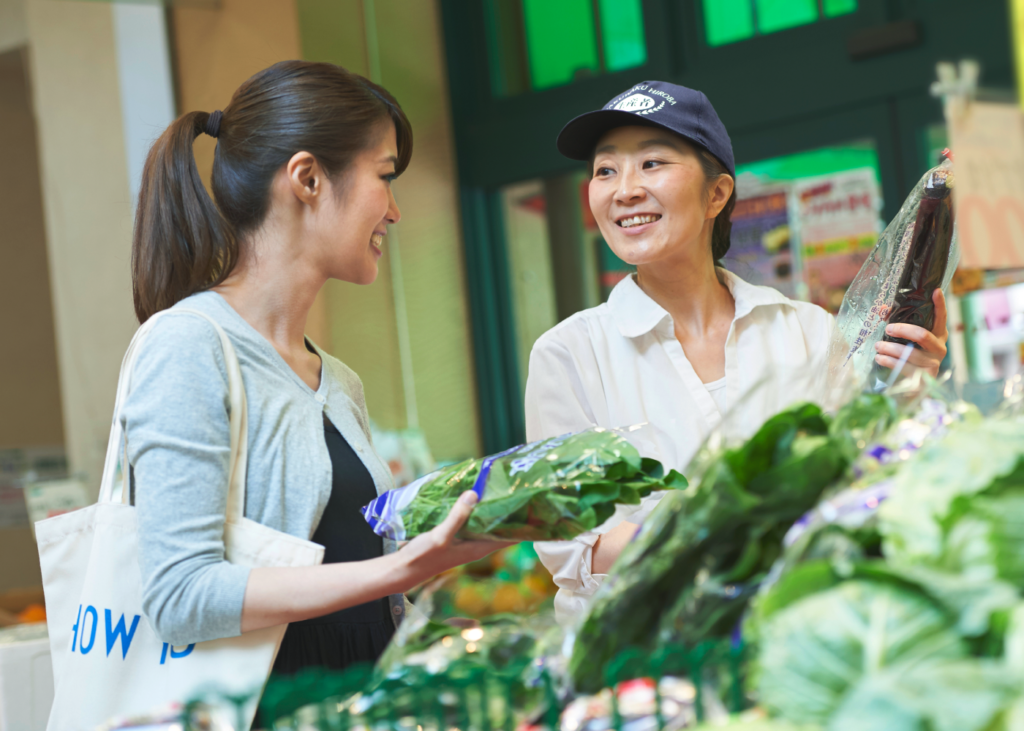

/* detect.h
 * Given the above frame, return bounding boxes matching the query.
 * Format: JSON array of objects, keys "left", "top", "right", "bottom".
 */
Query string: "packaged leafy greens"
[
  {"left": 361, "top": 427, "right": 686, "bottom": 542},
  {"left": 771, "top": 394, "right": 964, "bottom": 587},
  {"left": 569, "top": 396, "right": 896, "bottom": 694}
]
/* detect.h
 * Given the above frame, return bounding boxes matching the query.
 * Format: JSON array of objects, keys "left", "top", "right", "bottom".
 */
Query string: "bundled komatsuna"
[
  {"left": 568, "top": 394, "right": 897, "bottom": 694},
  {"left": 361, "top": 428, "right": 687, "bottom": 542}
]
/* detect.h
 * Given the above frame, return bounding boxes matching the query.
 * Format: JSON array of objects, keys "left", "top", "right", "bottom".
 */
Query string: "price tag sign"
[{"left": 947, "top": 101, "right": 1024, "bottom": 269}]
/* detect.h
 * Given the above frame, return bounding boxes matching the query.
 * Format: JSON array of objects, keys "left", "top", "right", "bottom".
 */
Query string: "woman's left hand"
[{"left": 873, "top": 289, "right": 949, "bottom": 378}]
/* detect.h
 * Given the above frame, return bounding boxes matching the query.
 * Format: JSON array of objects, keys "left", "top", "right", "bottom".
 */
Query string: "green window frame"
[
  {"left": 485, "top": 0, "right": 648, "bottom": 97},
  {"left": 704, "top": 0, "right": 858, "bottom": 47}
]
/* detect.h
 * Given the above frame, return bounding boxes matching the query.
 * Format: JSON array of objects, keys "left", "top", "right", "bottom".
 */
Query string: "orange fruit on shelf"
[
  {"left": 454, "top": 585, "right": 489, "bottom": 616},
  {"left": 490, "top": 550, "right": 507, "bottom": 571},
  {"left": 17, "top": 604, "right": 46, "bottom": 624},
  {"left": 522, "top": 574, "right": 552, "bottom": 598},
  {"left": 491, "top": 584, "right": 526, "bottom": 614}
]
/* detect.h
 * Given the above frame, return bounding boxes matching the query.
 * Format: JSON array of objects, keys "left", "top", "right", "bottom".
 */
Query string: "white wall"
[
  {"left": 26, "top": 0, "right": 138, "bottom": 496},
  {"left": 23, "top": 0, "right": 177, "bottom": 497},
  {"left": 112, "top": 3, "right": 176, "bottom": 205}
]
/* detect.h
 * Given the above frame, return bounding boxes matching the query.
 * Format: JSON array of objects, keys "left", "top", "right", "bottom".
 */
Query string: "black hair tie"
[{"left": 204, "top": 110, "right": 223, "bottom": 139}]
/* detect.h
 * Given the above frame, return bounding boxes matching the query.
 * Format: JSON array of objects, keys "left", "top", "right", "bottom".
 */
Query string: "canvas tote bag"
[{"left": 36, "top": 309, "right": 325, "bottom": 730}]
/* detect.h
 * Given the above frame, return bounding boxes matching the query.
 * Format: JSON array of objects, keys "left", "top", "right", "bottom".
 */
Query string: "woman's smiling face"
[{"left": 589, "top": 125, "right": 726, "bottom": 267}]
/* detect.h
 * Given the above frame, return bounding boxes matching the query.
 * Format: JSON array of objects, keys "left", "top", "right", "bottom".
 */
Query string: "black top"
[{"left": 271, "top": 417, "right": 395, "bottom": 675}]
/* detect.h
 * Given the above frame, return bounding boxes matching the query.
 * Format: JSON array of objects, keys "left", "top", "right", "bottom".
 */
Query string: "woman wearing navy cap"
[{"left": 526, "top": 81, "right": 949, "bottom": 624}]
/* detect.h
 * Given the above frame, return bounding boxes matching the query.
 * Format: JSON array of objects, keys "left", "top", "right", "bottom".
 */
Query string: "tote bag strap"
[{"left": 96, "top": 308, "right": 249, "bottom": 525}]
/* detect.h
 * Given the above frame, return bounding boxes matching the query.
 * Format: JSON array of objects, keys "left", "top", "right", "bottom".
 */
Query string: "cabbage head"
[
  {"left": 829, "top": 659, "right": 1023, "bottom": 731},
  {"left": 755, "top": 579, "right": 965, "bottom": 726},
  {"left": 878, "top": 418, "right": 1024, "bottom": 636}
]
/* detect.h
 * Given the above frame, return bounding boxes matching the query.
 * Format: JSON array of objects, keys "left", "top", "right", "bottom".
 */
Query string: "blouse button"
[
  {"left": 315, "top": 394, "right": 325, "bottom": 404},
  {"left": 392, "top": 604, "right": 402, "bottom": 616}
]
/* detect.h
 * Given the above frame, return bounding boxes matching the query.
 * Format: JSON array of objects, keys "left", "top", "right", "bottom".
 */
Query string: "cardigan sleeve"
[{"left": 121, "top": 312, "right": 251, "bottom": 646}]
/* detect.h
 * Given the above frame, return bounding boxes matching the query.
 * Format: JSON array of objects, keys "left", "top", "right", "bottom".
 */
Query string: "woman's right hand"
[
  {"left": 396, "top": 491, "right": 516, "bottom": 589},
  {"left": 241, "top": 491, "right": 514, "bottom": 633}
]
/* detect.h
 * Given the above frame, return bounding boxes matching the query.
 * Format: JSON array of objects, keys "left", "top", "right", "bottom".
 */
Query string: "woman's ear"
[
  {"left": 285, "top": 151, "right": 321, "bottom": 205},
  {"left": 706, "top": 174, "right": 735, "bottom": 220}
]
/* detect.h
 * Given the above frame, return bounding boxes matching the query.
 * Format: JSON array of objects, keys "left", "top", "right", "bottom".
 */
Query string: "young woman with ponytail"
[
  {"left": 122, "top": 60, "right": 507, "bottom": 675},
  {"left": 523, "top": 81, "right": 950, "bottom": 625}
]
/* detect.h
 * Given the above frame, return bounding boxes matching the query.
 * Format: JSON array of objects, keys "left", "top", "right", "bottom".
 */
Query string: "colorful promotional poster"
[
  {"left": 794, "top": 168, "right": 882, "bottom": 313},
  {"left": 729, "top": 179, "right": 796, "bottom": 298}
]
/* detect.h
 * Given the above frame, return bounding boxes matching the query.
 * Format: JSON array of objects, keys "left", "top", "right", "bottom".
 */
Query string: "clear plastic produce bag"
[
  {"left": 361, "top": 428, "right": 686, "bottom": 542},
  {"left": 828, "top": 157, "right": 960, "bottom": 390}
]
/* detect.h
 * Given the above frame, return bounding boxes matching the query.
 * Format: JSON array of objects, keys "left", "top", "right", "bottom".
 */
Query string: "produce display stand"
[{"left": 180, "top": 638, "right": 748, "bottom": 731}]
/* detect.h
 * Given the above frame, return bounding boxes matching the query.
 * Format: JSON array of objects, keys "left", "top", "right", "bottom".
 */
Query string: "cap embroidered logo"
[{"left": 613, "top": 93, "right": 656, "bottom": 112}]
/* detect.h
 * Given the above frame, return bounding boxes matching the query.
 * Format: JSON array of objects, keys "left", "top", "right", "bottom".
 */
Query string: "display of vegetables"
[
  {"left": 362, "top": 428, "right": 686, "bottom": 542},
  {"left": 263, "top": 382, "right": 1024, "bottom": 731},
  {"left": 752, "top": 406, "right": 1024, "bottom": 730},
  {"left": 375, "top": 612, "right": 554, "bottom": 682},
  {"left": 570, "top": 396, "right": 897, "bottom": 693}
]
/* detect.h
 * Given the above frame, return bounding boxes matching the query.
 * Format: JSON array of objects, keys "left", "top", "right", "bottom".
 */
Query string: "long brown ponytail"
[{"left": 131, "top": 61, "right": 413, "bottom": 323}]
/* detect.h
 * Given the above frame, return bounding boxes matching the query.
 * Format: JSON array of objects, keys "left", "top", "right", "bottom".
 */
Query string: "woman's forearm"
[
  {"left": 240, "top": 551, "right": 414, "bottom": 633},
  {"left": 592, "top": 521, "right": 638, "bottom": 575}
]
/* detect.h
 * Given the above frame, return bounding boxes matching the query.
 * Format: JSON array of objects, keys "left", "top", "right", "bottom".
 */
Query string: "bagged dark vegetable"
[
  {"left": 569, "top": 396, "right": 895, "bottom": 693},
  {"left": 361, "top": 428, "right": 686, "bottom": 542},
  {"left": 879, "top": 164, "right": 955, "bottom": 347},
  {"left": 829, "top": 156, "right": 959, "bottom": 387}
]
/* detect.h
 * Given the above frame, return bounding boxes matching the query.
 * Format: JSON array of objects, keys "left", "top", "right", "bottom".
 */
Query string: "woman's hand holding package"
[
  {"left": 873, "top": 289, "right": 948, "bottom": 377},
  {"left": 241, "top": 492, "right": 513, "bottom": 634},
  {"left": 398, "top": 491, "right": 517, "bottom": 581}
]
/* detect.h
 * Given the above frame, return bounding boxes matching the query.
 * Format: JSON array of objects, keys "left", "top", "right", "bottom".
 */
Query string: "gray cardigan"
[{"left": 121, "top": 291, "right": 406, "bottom": 646}]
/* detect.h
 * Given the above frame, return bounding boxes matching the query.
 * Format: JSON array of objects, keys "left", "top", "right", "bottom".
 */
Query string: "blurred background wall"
[
  {"left": 0, "top": 44, "right": 61, "bottom": 592},
  {"left": 294, "top": 0, "right": 481, "bottom": 462}
]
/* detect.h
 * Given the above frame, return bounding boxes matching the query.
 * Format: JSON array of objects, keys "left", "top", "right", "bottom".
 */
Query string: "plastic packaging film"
[
  {"left": 360, "top": 428, "right": 687, "bottom": 542},
  {"left": 827, "top": 157, "right": 960, "bottom": 390}
]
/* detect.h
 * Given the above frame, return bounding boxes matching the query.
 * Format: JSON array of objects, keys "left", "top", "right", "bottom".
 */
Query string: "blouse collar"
[{"left": 608, "top": 268, "right": 796, "bottom": 339}]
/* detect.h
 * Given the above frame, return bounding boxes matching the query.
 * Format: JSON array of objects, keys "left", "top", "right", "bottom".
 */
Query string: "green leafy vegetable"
[
  {"left": 755, "top": 580, "right": 966, "bottom": 726},
  {"left": 362, "top": 428, "right": 686, "bottom": 542},
  {"left": 880, "top": 419, "right": 1024, "bottom": 568},
  {"left": 877, "top": 418, "right": 1024, "bottom": 637},
  {"left": 570, "top": 398, "right": 893, "bottom": 693},
  {"left": 829, "top": 659, "right": 1022, "bottom": 731},
  {"left": 694, "top": 718, "right": 820, "bottom": 731}
]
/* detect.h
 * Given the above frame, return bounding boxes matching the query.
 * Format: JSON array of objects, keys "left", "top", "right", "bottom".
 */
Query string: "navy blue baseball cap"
[{"left": 556, "top": 81, "right": 735, "bottom": 176}]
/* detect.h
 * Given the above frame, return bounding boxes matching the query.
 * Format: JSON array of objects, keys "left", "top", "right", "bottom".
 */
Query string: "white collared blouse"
[{"left": 526, "top": 269, "right": 834, "bottom": 624}]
